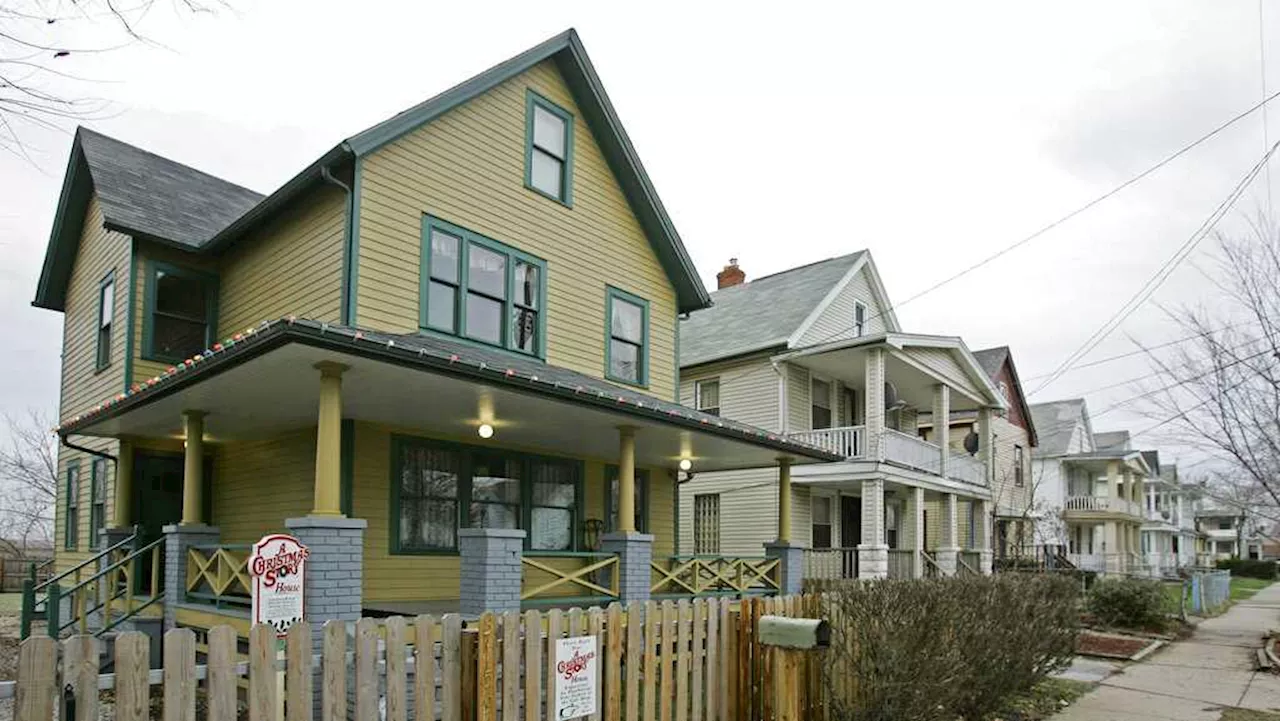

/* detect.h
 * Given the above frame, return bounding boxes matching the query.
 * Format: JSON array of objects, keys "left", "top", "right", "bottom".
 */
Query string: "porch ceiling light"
[
  {"left": 477, "top": 423, "right": 494, "bottom": 439},
  {"left": 679, "top": 458, "right": 692, "bottom": 472}
]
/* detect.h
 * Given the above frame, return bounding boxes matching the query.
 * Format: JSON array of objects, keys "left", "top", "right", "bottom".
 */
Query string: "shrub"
[
  {"left": 1085, "top": 576, "right": 1168, "bottom": 630},
  {"left": 820, "top": 574, "right": 1078, "bottom": 721},
  {"left": 1216, "top": 559, "right": 1277, "bottom": 579}
]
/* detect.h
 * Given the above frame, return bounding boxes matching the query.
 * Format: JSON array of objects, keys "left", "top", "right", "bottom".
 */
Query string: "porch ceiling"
[
  {"left": 65, "top": 319, "right": 839, "bottom": 472},
  {"left": 786, "top": 347, "right": 985, "bottom": 411}
]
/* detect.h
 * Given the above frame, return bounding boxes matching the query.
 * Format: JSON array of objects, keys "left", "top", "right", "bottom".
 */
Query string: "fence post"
[
  {"left": 45, "top": 582, "right": 61, "bottom": 639},
  {"left": 20, "top": 578, "right": 34, "bottom": 639}
]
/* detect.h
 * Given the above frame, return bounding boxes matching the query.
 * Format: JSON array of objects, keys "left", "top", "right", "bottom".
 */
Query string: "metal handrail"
[
  {"left": 35, "top": 529, "right": 137, "bottom": 592},
  {"left": 60, "top": 536, "right": 164, "bottom": 597},
  {"left": 56, "top": 535, "right": 166, "bottom": 636}
]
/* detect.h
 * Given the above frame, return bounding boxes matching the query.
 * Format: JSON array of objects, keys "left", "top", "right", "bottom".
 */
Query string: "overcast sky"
[{"left": 2, "top": 0, "right": 1275, "bottom": 472}]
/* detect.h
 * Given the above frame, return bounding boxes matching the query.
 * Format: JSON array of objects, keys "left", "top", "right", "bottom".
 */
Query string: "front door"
[{"left": 131, "top": 452, "right": 209, "bottom": 594}]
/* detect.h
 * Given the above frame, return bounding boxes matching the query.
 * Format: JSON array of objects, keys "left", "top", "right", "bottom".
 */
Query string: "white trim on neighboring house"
[{"left": 787, "top": 252, "right": 902, "bottom": 349}]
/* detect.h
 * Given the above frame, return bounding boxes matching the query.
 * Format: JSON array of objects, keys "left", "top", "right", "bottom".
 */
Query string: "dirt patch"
[
  {"left": 0, "top": 615, "right": 19, "bottom": 682},
  {"left": 1076, "top": 630, "right": 1160, "bottom": 659}
]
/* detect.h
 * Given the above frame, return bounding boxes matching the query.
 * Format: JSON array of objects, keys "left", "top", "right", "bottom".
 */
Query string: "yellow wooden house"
[{"left": 27, "top": 29, "right": 836, "bottom": 639}]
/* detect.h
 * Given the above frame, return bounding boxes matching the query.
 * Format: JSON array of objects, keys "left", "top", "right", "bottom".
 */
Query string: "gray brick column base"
[
  {"left": 764, "top": 541, "right": 805, "bottom": 596},
  {"left": 162, "top": 524, "right": 221, "bottom": 631},
  {"left": 857, "top": 545, "right": 888, "bottom": 580},
  {"left": 459, "top": 528, "right": 526, "bottom": 617},
  {"left": 601, "top": 532, "right": 653, "bottom": 603},
  {"left": 935, "top": 547, "right": 960, "bottom": 577}
]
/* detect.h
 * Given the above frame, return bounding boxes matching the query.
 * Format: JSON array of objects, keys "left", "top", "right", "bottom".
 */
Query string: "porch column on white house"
[
  {"left": 936, "top": 493, "right": 960, "bottom": 576},
  {"left": 1104, "top": 520, "right": 1121, "bottom": 574},
  {"left": 1107, "top": 461, "right": 1121, "bottom": 509},
  {"left": 976, "top": 499, "right": 994, "bottom": 574},
  {"left": 1148, "top": 484, "right": 1156, "bottom": 518},
  {"left": 765, "top": 457, "right": 804, "bottom": 595},
  {"left": 602, "top": 426, "right": 653, "bottom": 603},
  {"left": 932, "top": 384, "right": 950, "bottom": 477},
  {"left": 903, "top": 487, "right": 925, "bottom": 578},
  {"left": 857, "top": 478, "right": 888, "bottom": 579},
  {"left": 977, "top": 407, "right": 994, "bottom": 486},
  {"left": 864, "top": 348, "right": 886, "bottom": 462}
]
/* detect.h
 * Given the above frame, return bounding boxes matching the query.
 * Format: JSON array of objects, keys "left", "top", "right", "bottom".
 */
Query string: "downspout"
[
  {"left": 321, "top": 165, "right": 355, "bottom": 325},
  {"left": 770, "top": 358, "right": 788, "bottom": 435},
  {"left": 60, "top": 434, "right": 116, "bottom": 464}
]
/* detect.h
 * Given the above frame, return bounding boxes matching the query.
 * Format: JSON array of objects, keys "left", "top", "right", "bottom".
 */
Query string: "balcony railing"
[
  {"left": 788, "top": 426, "right": 864, "bottom": 458},
  {"left": 884, "top": 429, "right": 942, "bottom": 475},
  {"left": 949, "top": 453, "right": 986, "bottom": 486},
  {"left": 1064, "top": 496, "right": 1141, "bottom": 516}
]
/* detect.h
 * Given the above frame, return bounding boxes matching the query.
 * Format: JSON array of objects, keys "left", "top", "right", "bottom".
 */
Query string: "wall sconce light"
[
  {"left": 478, "top": 423, "right": 494, "bottom": 439},
  {"left": 679, "top": 458, "right": 692, "bottom": 472}
]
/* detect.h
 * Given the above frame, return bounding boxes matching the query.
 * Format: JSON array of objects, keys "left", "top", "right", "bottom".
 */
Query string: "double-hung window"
[
  {"left": 89, "top": 459, "right": 107, "bottom": 549},
  {"left": 606, "top": 287, "right": 648, "bottom": 386},
  {"left": 695, "top": 378, "right": 720, "bottom": 416},
  {"left": 811, "top": 378, "right": 832, "bottom": 429},
  {"left": 525, "top": 90, "right": 574, "bottom": 205},
  {"left": 144, "top": 263, "right": 216, "bottom": 363},
  {"left": 64, "top": 462, "right": 80, "bottom": 550},
  {"left": 854, "top": 301, "right": 866, "bottom": 337},
  {"left": 1014, "top": 445, "right": 1025, "bottom": 487},
  {"left": 393, "top": 437, "right": 582, "bottom": 553},
  {"left": 421, "top": 217, "right": 546, "bottom": 356},
  {"left": 96, "top": 272, "right": 114, "bottom": 370},
  {"left": 811, "top": 496, "right": 832, "bottom": 549},
  {"left": 605, "top": 465, "right": 650, "bottom": 534}
]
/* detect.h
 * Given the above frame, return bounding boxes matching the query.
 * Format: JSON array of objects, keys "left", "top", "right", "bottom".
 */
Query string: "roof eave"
[{"left": 32, "top": 135, "right": 92, "bottom": 312}]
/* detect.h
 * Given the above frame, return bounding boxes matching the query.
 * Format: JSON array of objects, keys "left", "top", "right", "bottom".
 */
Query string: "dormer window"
[{"left": 525, "top": 90, "right": 574, "bottom": 205}]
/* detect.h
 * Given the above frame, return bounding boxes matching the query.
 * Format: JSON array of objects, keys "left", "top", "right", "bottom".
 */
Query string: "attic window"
[
  {"left": 525, "top": 90, "right": 574, "bottom": 206},
  {"left": 854, "top": 301, "right": 867, "bottom": 336}
]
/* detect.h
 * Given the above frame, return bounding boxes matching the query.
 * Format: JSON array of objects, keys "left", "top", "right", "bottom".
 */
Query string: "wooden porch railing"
[
  {"left": 958, "top": 552, "right": 982, "bottom": 576},
  {"left": 650, "top": 555, "right": 780, "bottom": 596},
  {"left": 886, "top": 549, "right": 915, "bottom": 580},
  {"left": 803, "top": 547, "right": 859, "bottom": 580},
  {"left": 519, "top": 551, "right": 619, "bottom": 604},
  {"left": 787, "top": 426, "right": 865, "bottom": 458},
  {"left": 186, "top": 544, "right": 252, "bottom": 609},
  {"left": 921, "top": 551, "right": 941, "bottom": 579}
]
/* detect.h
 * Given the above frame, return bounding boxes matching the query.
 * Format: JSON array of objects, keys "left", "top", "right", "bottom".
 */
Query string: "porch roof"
[
  {"left": 1059, "top": 449, "right": 1152, "bottom": 475},
  {"left": 59, "top": 318, "right": 841, "bottom": 471}
]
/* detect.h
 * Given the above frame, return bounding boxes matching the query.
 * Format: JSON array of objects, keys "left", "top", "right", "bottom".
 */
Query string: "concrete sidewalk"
[{"left": 1055, "top": 582, "right": 1280, "bottom": 720}]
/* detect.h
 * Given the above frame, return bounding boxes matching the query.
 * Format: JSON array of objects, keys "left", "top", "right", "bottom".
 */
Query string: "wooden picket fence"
[{"left": 12, "top": 595, "right": 823, "bottom": 721}]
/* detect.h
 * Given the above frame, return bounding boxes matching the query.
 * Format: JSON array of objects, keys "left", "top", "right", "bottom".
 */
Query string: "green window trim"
[
  {"left": 389, "top": 435, "right": 585, "bottom": 555},
  {"left": 141, "top": 260, "right": 220, "bottom": 365},
  {"left": 419, "top": 215, "right": 548, "bottom": 359},
  {"left": 603, "top": 464, "right": 650, "bottom": 534},
  {"left": 523, "top": 89, "right": 575, "bottom": 207},
  {"left": 94, "top": 270, "right": 115, "bottom": 372},
  {"left": 88, "top": 458, "right": 107, "bottom": 549},
  {"left": 605, "top": 286, "right": 650, "bottom": 388},
  {"left": 64, "top": 461, "right": 80, "bottom": 551}
]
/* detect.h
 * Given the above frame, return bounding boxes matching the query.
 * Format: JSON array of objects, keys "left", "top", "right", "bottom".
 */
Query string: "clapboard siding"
[
  {"left": 55, "top": 439, "right": 118, "bottom": 571},
  {"left": 786, "top": 364, "right": 810, "bottom": 433},
  {"left": 217, "top": 185, "right": 345, "bottom": 333},
  {"left": 676, "top": 467, "right": 780, "bottom": 556},
  {"left": 212, "top": 429, "right": 315, "bottom": 544},
  {"left": 679, "top": 355, "right": 781, "bottom": 432},
  {"left": 795, "top": 264, "right": 888, "bottom": 348},
  {"left": 357, "top": 59, "right": 678, "bottom": 400},
  {"left": 907, "top": 348, "right": 983, "bottom": 400}
]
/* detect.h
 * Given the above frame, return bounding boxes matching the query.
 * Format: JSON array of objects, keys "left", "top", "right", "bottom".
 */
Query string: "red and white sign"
[
  {"left": 553, "top": 635, "right": 598, "bottom": 719},
  {"left": 249, "top": 533, "right": 309, "bottom": 636}
]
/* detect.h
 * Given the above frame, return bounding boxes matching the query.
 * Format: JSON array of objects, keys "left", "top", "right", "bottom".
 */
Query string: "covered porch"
[{"left": 55, "top": 319, "right": 838, "bottom": 633}]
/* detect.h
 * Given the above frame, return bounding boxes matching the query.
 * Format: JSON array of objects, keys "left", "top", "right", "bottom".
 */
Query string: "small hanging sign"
[
  {"left": 553, "top": 635, "right": 599, "bottom": 720},
  {"left": 249, "top": 533, "right": 310, "bottom": 636}
]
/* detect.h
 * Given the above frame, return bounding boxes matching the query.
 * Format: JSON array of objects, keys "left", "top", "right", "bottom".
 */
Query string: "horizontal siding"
[
  {"left": 676, "top": 467, "right": 778, "bottom": 556},
  {"left": 990, "top": 414, "right": 1032, "bottom": 516},
  {"left": 679, "top": 356, "right": 781, "bottom": 432},
  {"left": 357, "top": 59, "right": 678, "bottom": 400},
  {"left": 787, "top": 364, "right": 810, "bottom": 433},
  {"left": 218, "top": 185, "right": 345, "bottom": 333},
  {"left": 796, "top": 264, "right": 888, "bottom": 348},
  {"left": 55, "top": 439, "right": 119, "bottom": 572},
  {"left": 907, "top": 347, "right": 983, "bottom": 401},
  {"left": 212, "top": 429, "right": 315, "bottom": 544}
]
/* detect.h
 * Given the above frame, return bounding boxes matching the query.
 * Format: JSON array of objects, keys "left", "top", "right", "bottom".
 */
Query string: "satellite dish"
[
  {"left": 884, "top": 382, "right": 906, "bottom": 410},
  {"left": 963, "top": 431, "right": 980, "bottom": 456}
]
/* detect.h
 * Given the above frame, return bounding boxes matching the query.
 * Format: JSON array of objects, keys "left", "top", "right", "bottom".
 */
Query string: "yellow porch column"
[
  {"left": 113, "top": 439, "right": 133, "bottom": 527},
  {"left": 777, "top": 458, "right": 793, "bottom": 543},
  {"left": 181, "top": 411, "right": 206, "bottom": 525},
  {"left": 617, "top": 427, "right": 637, "bottom": 533},
  {"left": 311, "top": 362, "right": 348, "bottom": 516}
]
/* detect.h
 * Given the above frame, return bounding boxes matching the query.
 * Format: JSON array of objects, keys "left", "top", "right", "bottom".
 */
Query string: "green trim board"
[
  {"left": 388, "top": 433, "right": 586, "bottom": 555},
  {"left": 602, "top": 464, "right": 650, "bottom": 533},
  {"left": 605, "top": 285, "right": 650, "bottom": 388},
  {"left": 524, "top": 89, "right": 575, "bottom": 207},
  {"left": 140, "top": 260, "right": 220, "bottom": 364},
  {"left": 419, "top": 214, "right": 548, "bottom": 359},
  {"left": 122, "top": 241, "right": 137, "bottom": 391},
  {"left": 344, "top": 159, "right": 362, "bottom": 325},
  {"left": 64, "top": 460, "right": 80, "bottom": 551},
  {"left": 32, "top": 137, "right": 93, "bottom": 312},
  {"left": 94, "top": 270, "right": 115, "bottom": 372},
  {"left": 340, "top": 418, "right": 354, "bottom": 517}
]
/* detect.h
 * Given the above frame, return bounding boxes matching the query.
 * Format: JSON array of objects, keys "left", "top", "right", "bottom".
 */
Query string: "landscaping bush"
[
  {"left": 1085, "top": 576, "right": 1168, "bottom": 630},
  {"left": 820, "top": 573, "right": 1078, "bottom": 721},
  {"left": 1216, "top": 558, "right": 1277, "bottom": 579}
]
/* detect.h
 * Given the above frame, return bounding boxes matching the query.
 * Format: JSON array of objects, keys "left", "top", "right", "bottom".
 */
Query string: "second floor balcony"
[
  {"left": 1064, "top": 495, "right": 1141, "bottom": 517},
  {"left": 790, "top": 426, "right": 988, "bottom": 486}
]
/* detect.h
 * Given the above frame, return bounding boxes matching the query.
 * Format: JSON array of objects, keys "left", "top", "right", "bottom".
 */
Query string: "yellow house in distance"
[{"left": 25, "top": 29, "right": 837, "bottom": 641}]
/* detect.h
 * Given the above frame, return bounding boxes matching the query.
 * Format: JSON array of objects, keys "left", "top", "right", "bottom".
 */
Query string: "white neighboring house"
[
  {"left": 677, "top": 254, "right": 1007, "bottom": 581},
  {"left": 1197, "top": 509, "right": 1252, "bottom": 560}
]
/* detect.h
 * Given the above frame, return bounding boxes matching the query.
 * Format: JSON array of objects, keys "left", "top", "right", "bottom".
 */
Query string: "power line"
[
  {"left": 1019, "top": 321, "right": 1256, "bottom": 382},
  {"left": 1028, "top": 138, "right": 1280, "bottom": 398}
]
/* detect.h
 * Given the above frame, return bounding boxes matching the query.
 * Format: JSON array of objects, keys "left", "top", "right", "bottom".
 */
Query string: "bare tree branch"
[{"left": 0, "top": 409, "right": 57, "bottom": 552}]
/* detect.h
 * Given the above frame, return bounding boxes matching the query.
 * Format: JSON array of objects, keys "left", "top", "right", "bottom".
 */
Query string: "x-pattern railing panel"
[
  {"left": 519, "top": 554, "right": 619, "bottom": 600},
  {"left": 186, "top": 547, "right": 251, "bottom": 599},
  {"left": 650, "top": 556, "right": 780, "bottom": 595}
]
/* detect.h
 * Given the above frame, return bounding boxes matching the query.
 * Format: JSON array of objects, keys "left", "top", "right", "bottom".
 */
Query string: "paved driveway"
[{"left": 1056, "top": 582, "right": 1280, "bottom": 720}]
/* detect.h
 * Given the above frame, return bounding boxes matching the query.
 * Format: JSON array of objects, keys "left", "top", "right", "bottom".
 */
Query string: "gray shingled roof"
[
  {"left": 972, "top": 347, "right": 1008, "bottom": 381},
  {"left": 78, "top": 129, "right": 264, "bottom": 248},
  {"left": 1094, "top": 430, "right": 1131, "bottom": 451},
  {"left": 1027, "top": 399, "right": 1087, "bottom": 456},
  {"left": 679, "top": 252, "right": 864, "bottom": 367}
]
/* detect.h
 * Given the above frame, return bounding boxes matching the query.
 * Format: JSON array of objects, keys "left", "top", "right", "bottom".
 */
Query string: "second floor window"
[
  {"left": 96, "top": 272, "right": 114, "bottom": 370},
  {"left": 525, "top": 90, "right": 574, "bottom": 205},
  {"left": 1014, "top": 445, "right": 1025, "bottom": 487},
  {"left": 421, "top": 217, "right": 546, "bottom": 357},
  {"left": 145, "top": 263, "right": 216, "bottom": 363},
  {"left": 606, "top": 287, "right": 648, "bottom": 386},
  {"left": 811, "top": 378, "right": 832, "bottom": 429},
  {"left": 695, "top": 378, "right": 720, "bottom": 416}
]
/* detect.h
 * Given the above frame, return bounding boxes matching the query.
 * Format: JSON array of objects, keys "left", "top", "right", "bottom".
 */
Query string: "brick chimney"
[{"left": 716, "top": 258, "right": 745, "bottom": 289}]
